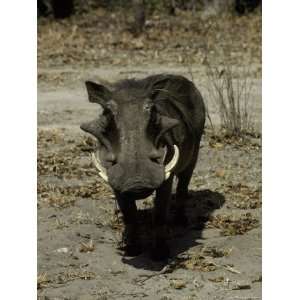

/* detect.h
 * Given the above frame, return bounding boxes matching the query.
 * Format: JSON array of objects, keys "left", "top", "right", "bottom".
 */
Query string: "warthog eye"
[
  {"left": 143, "top": 101, "right": 154, "bottom": 113},
  {"left": 105, "top": 100, "right": 118, "bottom": 117}
]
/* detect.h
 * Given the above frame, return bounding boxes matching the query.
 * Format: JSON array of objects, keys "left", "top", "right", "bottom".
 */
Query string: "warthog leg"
[
  {"left": 151, "top": 174, "right": 174, "bottom": 261},
  {"left": 174, "top": 138, "right": 201, "bottom": 227},
  {"left": 116, "top": 194, "right": 142, "bottom": 256}
]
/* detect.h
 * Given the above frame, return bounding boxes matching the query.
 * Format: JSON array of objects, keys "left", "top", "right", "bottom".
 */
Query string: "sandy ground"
[{"left": 37, "top": 65, "right": 261, "bottom": 300}]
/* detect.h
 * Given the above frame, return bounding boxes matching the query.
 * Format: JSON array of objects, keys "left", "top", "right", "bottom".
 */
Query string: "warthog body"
[{"left": 81, "top": 74, "right": 205, "bottom": 260}]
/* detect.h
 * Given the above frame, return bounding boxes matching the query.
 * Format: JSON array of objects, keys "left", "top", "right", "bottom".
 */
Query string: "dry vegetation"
[
  {"left": 207, "top": 213, "right": 259, "bottom": 236},
  {"left": 38, "top": 270, "right": 96, "bottom": 290},
  {"left": 38, "top": 7, "right": 261, "bottom": 72},
  {"left": 204, "top": 63, "right": 256, "bottom": 136},
  {"left": 37, "top": 129, "right": 113, "bottom": 209}
]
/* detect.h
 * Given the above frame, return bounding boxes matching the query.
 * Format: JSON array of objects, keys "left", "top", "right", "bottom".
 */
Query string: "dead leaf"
[
  {"left": 80, "top": 240, "right": 95, "bottom": 253},
  {"left": 215, "top": 169, "right": 225, "bottom": 177},
  {"left": 170, "top": 279, "right": 186, "bottom": 289}
]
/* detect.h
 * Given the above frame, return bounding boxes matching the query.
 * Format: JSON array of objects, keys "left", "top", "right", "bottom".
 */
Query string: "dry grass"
[
  {"left": 38, "top": 270, "right": 96, "bottom": 290},
  {"left": 223, "top": 183, "right": 262, "bottom": 209},
  {"left": 173, "top": 245, "right": 232, "bottom": 273},
  {"left": 80, "top": 239, "right": 95, "bottom": 253},
  {"left": 205, "top": 62, "right": 255, "bottom": 136},
  {"left": 37, "top": 129, "right": 113, "bottom": 208},
  {"left": 37, "top": 273, "right": 50, "bottom": 289},
  {"left": 38, "top": 8, "right": 261, "bottom": 70},
  {"left": 207, "top": 212, "right": 259, "bottom": 236}
]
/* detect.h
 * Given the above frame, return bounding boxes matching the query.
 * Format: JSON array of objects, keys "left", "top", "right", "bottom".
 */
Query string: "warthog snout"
[{"left": 92, "top": 145, "right": 179, "bottom": 197}]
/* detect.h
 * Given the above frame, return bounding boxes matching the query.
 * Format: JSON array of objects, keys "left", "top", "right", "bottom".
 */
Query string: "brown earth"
[{"left": 38, "top": 8, "right": 261, "bottom": 300}]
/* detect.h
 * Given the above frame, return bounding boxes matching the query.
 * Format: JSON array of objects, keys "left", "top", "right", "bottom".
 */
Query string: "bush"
[{"left": 205, "top": 63, "right": 255, "bottom": 136}]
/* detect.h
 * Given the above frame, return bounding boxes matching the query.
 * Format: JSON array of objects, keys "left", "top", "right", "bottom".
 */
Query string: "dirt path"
[
  {"left": 38, "top": 66, "right": 261, "bottom": 130},
  {"left": 38, "top": 66, "right": 261, "bottom": 300}
]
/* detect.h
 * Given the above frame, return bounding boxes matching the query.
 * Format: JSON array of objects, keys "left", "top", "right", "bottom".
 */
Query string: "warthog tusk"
[
  {"left": 91, "top": 152, "right": 108, "bottom": 182},
  {"left": 164, "top": 145, "right": 179, "bottom": 180}
]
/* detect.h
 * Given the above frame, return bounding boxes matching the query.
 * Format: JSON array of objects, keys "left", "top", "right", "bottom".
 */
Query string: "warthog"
[{"left": 81, "top": 74, "right": 205, "bottom": 260}]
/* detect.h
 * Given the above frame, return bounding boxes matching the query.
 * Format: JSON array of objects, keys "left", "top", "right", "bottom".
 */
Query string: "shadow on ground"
[{"left": 121, "top": 189, "right": 225, "bottom": 271}]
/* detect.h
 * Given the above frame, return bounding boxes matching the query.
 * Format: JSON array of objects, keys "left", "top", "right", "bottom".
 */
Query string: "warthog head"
[{"left": 81, "top": 79, "right": 180, "bottom": 200}]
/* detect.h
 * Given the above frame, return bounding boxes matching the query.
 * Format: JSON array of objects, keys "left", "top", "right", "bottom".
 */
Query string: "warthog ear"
[
  {"left": 149, "top": 75, "right": 174, "bottom": 98},
  {"left": 85, "top": 81, "right": 112, "bottom": 107},
  {"left": 80, "top": 118, "right": 104, "bottom": 139}
]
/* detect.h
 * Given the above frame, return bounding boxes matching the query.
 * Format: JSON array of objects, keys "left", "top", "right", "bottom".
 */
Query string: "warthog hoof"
[{"left": 123, "top": 243, "right": 143, "bottom": 257}]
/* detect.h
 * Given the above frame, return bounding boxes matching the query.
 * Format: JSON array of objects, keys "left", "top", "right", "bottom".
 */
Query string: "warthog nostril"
[
  {"left": 107, "top": 153, "right": 117, "bottom": 165},
  {"left": 150, "top": 157, "right": 160, "bottom": 164}
]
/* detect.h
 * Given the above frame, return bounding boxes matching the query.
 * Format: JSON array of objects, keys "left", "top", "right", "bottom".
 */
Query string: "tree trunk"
[{"left": 131, "top": 0, "right": 146, "bottom": 37}]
